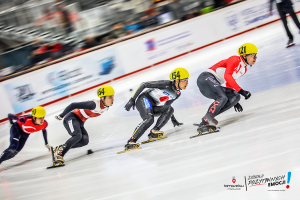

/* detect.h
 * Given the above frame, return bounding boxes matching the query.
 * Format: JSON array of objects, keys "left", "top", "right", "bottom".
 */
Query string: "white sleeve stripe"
[{"left": 80, "top": 109, "right": 90, "bottom": 119}]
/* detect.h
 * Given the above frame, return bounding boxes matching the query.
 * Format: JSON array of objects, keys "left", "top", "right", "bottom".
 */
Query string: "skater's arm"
[
  {"left": 132, "top": 81, "right": 170, "bottom": 100},
  {"left": 42, "top": 129, "right": 48, "bottom": 145},
  {"left": 59, "top": 101, "right": 96, "bottom": 118},
  {"left": 42, "top": 121, "right": 49, "bottom": 145},
  {"left": 8, "top": 113, "right": 20, "bottom": 125},
  {"left": 224, "top": 57, "right": 242, "bottom": 92}
]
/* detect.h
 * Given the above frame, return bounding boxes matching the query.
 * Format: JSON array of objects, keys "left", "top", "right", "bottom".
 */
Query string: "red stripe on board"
[{"left": 1, "top": 12, "right": 299, "bottom": 123}]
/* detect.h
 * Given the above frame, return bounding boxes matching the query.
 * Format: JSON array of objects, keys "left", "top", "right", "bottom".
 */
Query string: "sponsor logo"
[
  {"left": 226, "top": 14, "right": 239, "bottom": 31},
  {"left": 162, "top": 91, "right": 175, "bottom": 99},
  {"left": 145, "top": 39, "right": 156, "bottom": 51},
  {"left": 14, "top": 84, "right": 35, "bottom": 102},
  {"left": 48, "top": 68, "right": 82, "bottom": 86},
  {"left": 232, "top": 176, "right": 236, "bottom": 183},
  {"left": 143, "top": 98, "right": 152, "bottom": 109},
  {"left": 99, "top": 57, "right": 115, "bottom": 75},
  {"left": 224, "top": 176, "right": 245, "bottom": 190}
]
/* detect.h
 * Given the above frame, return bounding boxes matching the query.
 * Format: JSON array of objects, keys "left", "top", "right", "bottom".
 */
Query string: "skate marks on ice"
[
  {"left": 0, "top": 154, "right": 48, "bottom": 173},
  {"left": 67, "top": 146, "right": 117, "bottom": 162},
  {"left": 217, "top": 113, "right": 253, "bottom": 128}
]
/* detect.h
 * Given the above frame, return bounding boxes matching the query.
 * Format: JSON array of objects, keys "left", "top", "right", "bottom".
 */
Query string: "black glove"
[
  {"left": 125, "top": 98, "right": 135, "bottom": 111},
  {"left": 238, "top": 89, "right": 251, "bottom": 100},
  {"left": 171, "top": 118, "right": 183, "bottom": 127},
  {"left": 234, "top": 103, "right": 243, "bottom": 112}
]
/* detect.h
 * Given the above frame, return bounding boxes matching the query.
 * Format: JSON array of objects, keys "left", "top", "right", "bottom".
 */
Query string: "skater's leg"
[
  {"left": 61, "top": 114, "right": 84, "bottom": 156},
  {"left": 0, "top": 124, "right": 28, "bottom": 164},
  {"left": 130, "top": 94, "right": 154, "bottom": 142},
  {"left": 287, "top": 6, "right": 300, "bottom": 30},
  {"left": 197, "top": 72, "right": 228, "bottom": 123},
  {"left": 277, "top": 5, "right": 293, "bottom": 40},
  {"left": 152, "top": 106, "right": 174, "bottom": 130},
  {"left": 71, "top": 127, "right": 89, "bottom": 148},
  {"left": 217, "top": 87, "right": 240, "bottom": 115}
]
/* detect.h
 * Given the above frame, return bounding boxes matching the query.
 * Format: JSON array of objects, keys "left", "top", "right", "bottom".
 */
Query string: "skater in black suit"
[{"left": 270, "top": 0, "right": 300, "bottom": 47}]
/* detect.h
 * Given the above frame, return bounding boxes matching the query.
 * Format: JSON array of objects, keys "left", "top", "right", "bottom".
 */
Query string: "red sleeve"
[{"left": 224, "top": 56, "right": 242, "bottom": 92}]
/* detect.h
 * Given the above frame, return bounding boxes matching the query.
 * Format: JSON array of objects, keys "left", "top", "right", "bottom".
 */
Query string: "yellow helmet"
[
  {"left": 238, "top": 43, "right": 258, "bottom": 55},
  {"left": 32, "top": 106, "right": 46, "bottom": 118},
  {"left": 97, "top": 85, "right": 115, "bottom": 97},
  {"left": 170, "top": 68, "right": 189, "bottom": 80}
]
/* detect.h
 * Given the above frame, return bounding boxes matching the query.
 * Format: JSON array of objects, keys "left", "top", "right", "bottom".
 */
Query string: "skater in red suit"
[
  {"left": 0, "top": 106, "right": 50, "bottom": 165},
  {"left": 196, "top": 43, "right": 258, "bottom": 134}
]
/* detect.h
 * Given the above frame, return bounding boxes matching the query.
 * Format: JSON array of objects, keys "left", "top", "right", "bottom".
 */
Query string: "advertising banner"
[
  {"left": 2, "top": 0, "right": 300, "bottom": 121},
  {"left": 2, "top": 47, "right": 124, "bottom": 114}
]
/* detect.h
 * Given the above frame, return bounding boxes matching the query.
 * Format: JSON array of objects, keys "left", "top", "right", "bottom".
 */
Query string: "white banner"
[
  {"left": 1, "top": 0, "right": 300, "bottom": 120},
  {"left": 1, "top": 47, "right": 124, "bottom": 114}
]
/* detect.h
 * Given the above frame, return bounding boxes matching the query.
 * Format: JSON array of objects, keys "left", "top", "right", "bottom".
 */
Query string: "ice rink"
[{"left": 1, "top": 18, "right": 300, "bottom": 200}]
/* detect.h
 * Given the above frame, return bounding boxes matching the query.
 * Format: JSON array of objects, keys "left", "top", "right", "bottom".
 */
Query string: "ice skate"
[
  {"left": 117, "top": 142, "right": 141, "bottom": 154},
  {"left": 141, "top": 129, "right": 168, "bottom": 144},
  {"left": 286, "top": 38, "right": 295, "bottom": 48},
  {"left": 191, "top": 119, "right": 219, "bottom": 139},
  {"left": 47, "top": 145, "right": 65, "bottom": 169}
]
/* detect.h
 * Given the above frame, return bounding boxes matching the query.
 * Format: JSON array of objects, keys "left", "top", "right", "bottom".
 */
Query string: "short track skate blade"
[
  {"left": 47, "top": 164, "right": 65, "bottom": 169},
  {"left": 286, "top": 43, "right": 295, "bottom": 48},
  {"left": 117, "top": 147, "right": 141, "bottom": 154},
  {"left": 190, "top": 129, "right": 219, "bottom": 139},
  {"left": 141, "top": 136, "right": 168, "bottom": 144},
  {"left": 193, "top": 123, "right": 220, "bottom": 129}
]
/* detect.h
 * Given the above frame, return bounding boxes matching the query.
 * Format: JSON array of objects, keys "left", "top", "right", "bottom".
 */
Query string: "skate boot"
[
  {"left": 212, "top": 118, "right": 218, "bottom": 126},
  {"left": 286, "top": 38, "right": 295, "bottom": 48},
  {"left": 117, "top": 141, "right": 141, "bottom": 154},
  {"left": 196, "top": 118, "right": 218, "bottom": 135},
  {"left": 53, "top": 145, "right": 66, "bottom": 165},
  {"left": 47, "top": 145, "right": 66, "bottom": 169},
  {"left": 191, "top": 119, "right": 219, "bottom": 139},
  {"left": 141, "top": 129, "right": 168, "bottom": 144}
]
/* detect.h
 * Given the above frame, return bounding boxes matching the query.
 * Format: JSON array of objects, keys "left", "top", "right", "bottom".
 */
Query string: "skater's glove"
[
  {"left": 171, "top": 118, "right": 183, "bottom": 127},
  {"left": 45, "top": 144, "right": 51, "bottom": 151},
  {"left": 238, "top": 89, "right": 251, "bottom": 100},
  {"left": 125, "top": 98, "right": 135, "bottom": 111},
  {"left": 55, "top": 115, "right": 62, "bottom": 120},
  {"left": 234, "top": 103, "right": 243, "bottom": 112}
]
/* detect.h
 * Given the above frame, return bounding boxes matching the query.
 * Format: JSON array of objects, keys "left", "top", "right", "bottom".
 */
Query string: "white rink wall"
[{"left": 1, "top": 0, "right": 300, "bottom": 121}]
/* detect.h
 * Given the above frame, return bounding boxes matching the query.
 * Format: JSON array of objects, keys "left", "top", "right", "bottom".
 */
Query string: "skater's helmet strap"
[
  {"left": 170, "top": 68, "right": 189, "bottom": 80},
  {"left": 32, "top": 106, "right": 46, "bottom": 118},
  {"left": 97, "top": 85, "right": 115, "bottom": 98},
  {"left": 238, "top": 43, "right": 258, "bottom": 56}
]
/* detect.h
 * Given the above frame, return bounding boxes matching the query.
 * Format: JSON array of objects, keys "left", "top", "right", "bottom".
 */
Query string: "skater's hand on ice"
[
  {"left": 125, "top": 98, "right": 135, "bottom": 111},
  {"left": 238, "top": 89, "right": 251, "bottom": 100},
  {"left": 55, "top": 115, "right": 62, "bottom": 120},
  {"left": 171, "top": 119, "right": 183, "bottom": 127},
  {"left": 234, "top": 103, "right": 243, "bottom": 112},
  {"left": 45, "top": 144, "right": 51, "bottom": 151}
]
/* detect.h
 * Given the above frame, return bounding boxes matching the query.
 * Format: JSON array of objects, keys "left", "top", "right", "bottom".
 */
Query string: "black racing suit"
[
  {"left": 58, "top": 101, "right": 96, "bottom": 156},
  {"left": 197, "top": 72, "right": 240, "bottom": 123},
  {"left": 129, "top": 80, "right": 181, "bottom": 142}
]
